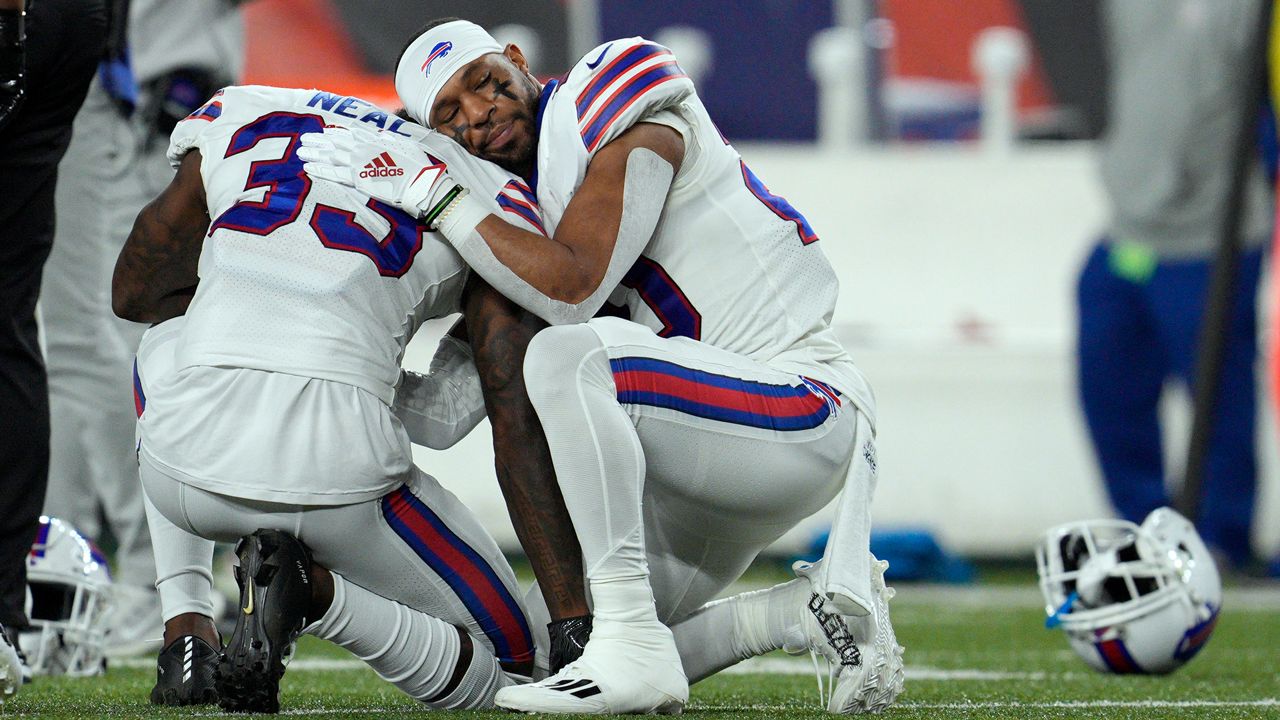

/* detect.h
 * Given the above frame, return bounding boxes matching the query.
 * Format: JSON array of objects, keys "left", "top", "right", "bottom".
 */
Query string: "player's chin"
[{"left": 481, "top": 139, "right": 533, "bottom": 174}]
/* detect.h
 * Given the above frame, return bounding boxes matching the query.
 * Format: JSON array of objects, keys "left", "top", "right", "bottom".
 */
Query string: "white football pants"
[
  {"left": 522, "top": 317, "right": 863, "bottom": 624},
  {"left": 139, "top": 458, "right": 535, "bottom": 671}
]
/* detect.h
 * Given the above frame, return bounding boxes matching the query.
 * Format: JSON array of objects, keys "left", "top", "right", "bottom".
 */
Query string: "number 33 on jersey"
[{"left": 164, "top": 85, "right": 547, "bottom": 405}]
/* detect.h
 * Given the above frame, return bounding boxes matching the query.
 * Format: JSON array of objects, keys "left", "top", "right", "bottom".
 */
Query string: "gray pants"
[{"left": 39, "top": 80, "right": 169, "bottom": 589}]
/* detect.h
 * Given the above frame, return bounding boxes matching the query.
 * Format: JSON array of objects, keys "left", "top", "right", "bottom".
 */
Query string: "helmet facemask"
[{"left": 1036, "top": 508, "right": 1221, "bottom": 674}]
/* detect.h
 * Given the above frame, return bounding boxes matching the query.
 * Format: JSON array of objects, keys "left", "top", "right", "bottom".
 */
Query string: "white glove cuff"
[{"left": 435, "top": 191, "right": 491, "bottom": 238}]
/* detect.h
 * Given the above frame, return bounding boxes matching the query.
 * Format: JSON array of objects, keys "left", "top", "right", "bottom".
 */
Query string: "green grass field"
[{"left": 4, "top": 574, "right": 1278, "bottom": 719}]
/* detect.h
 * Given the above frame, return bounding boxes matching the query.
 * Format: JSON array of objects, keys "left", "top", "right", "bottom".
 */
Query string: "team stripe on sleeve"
[
  {"left": 576, "top": 44, "right": 689, "bottom": 152},
  {"left": 186, "top": 100, "right": 223, "bottom": 122},
  {"left": 381, "top": 486, "right": 534, "bottom": 665},
  {"left": 609, "top": 357, "right": 838, "bottom": 431},
  {"left": 132, "top": 358, "right": 146, "bottom": 417},
  {"left": 495, "top": 179, "right": 546, "bottom": 235}
]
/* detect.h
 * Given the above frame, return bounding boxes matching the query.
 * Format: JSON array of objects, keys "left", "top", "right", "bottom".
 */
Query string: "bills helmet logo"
[{"left": 420, "top": 41, "right": 453, "bottom": 78}]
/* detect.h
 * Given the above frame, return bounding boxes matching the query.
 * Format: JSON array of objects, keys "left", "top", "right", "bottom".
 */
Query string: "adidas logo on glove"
[{"left": 358, "top": 152, "right": 404, "bottom": 178}]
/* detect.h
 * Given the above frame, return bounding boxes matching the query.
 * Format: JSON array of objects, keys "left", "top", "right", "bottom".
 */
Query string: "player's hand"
[
  {"left": 299, "top": 125, "right": 465, "bottom": 228},
  {"left": 0, "top": 8, "right": 27, "bottom": 131}
]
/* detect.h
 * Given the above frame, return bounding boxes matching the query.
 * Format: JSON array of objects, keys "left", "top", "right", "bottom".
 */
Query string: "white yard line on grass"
[
  {"left": 148, "top": 655, "right": 1034, "bottom": 681},
  {"left": 723, "top": 656, "right": 1073, "bottom": 680},
  {"left": 181, "top": 702, "right": 1280, "bottom": 717},
  {"left": 118, "top": 654, "right": 1076, "bottom": 682},
  {"left": 896, "top": 584, "right": 1280, "bottom": 610},
  {"left": 903, "top": 700, "right": 1280, "bottom": 709},
  {"left": 112, "top": 657, "right": 365, "bottom": 671}
]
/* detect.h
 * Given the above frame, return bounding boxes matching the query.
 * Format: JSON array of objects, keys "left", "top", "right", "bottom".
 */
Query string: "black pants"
[{"left": 0, "top": 0, "right": 107, "bottom": 629}]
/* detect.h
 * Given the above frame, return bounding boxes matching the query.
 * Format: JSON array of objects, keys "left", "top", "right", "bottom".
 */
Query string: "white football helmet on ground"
[
  {"left": 22, "top": 516, "right": 112, "bottom": 676},
  {"left": 1035, "top": 507, "right": 1221, "bottom": 674}
]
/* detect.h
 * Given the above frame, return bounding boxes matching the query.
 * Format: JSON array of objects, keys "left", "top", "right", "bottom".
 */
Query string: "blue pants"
[{"left": 1076, "top": 241, "right": 1262, "bottom": 566}]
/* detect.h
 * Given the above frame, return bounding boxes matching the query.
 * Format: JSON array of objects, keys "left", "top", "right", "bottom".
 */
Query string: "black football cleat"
[
  {"left": 150, "top": 635, "right": 220, "bottom": 706},
  {"left": 215, "top": 529, "right": 313, "bottom": 714},
  {"left": 547, "top": 614, "right": 593, "bottom": 674}
]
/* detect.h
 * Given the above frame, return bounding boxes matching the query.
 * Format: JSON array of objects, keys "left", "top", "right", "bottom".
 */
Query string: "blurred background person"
[
  {"left": 1076, "top": 0, "right": 1272, "bottom": 573},
  {"left": 0, "top": 0, "right": 110, "bottom": 672},
  {"left": 39, "top": 0, "right": 245, "bottom": 656}
]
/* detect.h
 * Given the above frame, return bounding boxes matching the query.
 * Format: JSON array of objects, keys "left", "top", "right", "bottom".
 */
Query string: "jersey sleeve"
[
  {"left": 564, "top": 37, "right": 695, "bottom": 154},
  {"left": 166, "top": 87, "right": 231, "bottom": 168}
]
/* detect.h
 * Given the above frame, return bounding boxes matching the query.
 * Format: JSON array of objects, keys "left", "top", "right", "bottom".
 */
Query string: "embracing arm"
[
  {"left": 112, "top": 150, "right": 208, "bottom": 323},
  {"left": 472, "top": 123, "right": 682, "bottom": 304},
  {"left": 446, "top": 123, "right": 683, "bottom": 324},
  {"left": 299, "top": 122, "right": 683, "bottom": 325}
]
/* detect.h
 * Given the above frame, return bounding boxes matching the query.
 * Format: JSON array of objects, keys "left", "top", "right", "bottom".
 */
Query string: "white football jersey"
[
  {"left": 166, "top": 85, "right": 544, "bottom": 405},
  {"left": 143, "top": 86, "right": 546, "bottom": 504},
  {"left": 533, "top": 39, "right": 872, "bottom": 417}
]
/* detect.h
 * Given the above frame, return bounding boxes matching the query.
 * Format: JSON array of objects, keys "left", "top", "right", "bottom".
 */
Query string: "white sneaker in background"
[
  {"left": 785, "top": 556, "right": 905, "bottom": 714},
  {"left": 494, "top": 616, "right": 687, "bottom": 714},
  {"left": 0, "top": 624, "right": 22, "bottom": 700},
  {"left": 103, "top": 584, "right": 164, "bottom": 658}
]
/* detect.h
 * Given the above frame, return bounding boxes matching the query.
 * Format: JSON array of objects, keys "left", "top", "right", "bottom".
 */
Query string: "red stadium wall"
[
  {"left": 882, "top": 0, "right": 1053, "bottom": 112},
  {"left": 243, "top": 0, "right": 397, "bottom": 107}
]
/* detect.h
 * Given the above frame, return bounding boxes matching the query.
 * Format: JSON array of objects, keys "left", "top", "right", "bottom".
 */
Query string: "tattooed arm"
[
  {"left": 112, "top": 150, "right": 208, "bottom": 323},
  {"left": 462, "top": 275, "right": 590, "bottom": 623}
]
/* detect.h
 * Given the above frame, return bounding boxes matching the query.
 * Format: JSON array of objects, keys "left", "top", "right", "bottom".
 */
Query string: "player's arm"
[
  {"left": 461, "top": 274, "right": 590, "bottom": 630},
  {"left": 461, "top": 122, "right": 682, "bottom": 314},
  {"left": 393, "top": 319, "right": 487, "bottom": 450},
  {"left": 112, "top": 150, "right": 208, "bottom": 323},
  {"left": 301, "top": 122, "right": 682, "bottom": 325}
]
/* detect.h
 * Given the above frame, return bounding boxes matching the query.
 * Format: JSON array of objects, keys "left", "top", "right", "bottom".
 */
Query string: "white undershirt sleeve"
[{"left": 392, "top": 336, "right": 486, "bottom": 450}]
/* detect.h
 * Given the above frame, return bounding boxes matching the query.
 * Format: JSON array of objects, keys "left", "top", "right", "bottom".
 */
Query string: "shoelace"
[
  {"left": 808, "top": 594, "right": 862, "bottom": 667},
  {"left": 804, "top": 594, "right": 863, "bottom": 709}
]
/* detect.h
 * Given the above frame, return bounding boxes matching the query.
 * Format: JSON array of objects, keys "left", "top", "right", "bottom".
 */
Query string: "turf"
[{"left": 3, "top": 583, "right": 1277, "bottom": 719}]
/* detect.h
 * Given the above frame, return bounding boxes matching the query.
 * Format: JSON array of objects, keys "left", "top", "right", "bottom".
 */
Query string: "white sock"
[
  {"left": 671, "top": 579, "right": 808, "bottom": 683},
  {"left": 142, "top": 489, "right": 216, "bottom": 622},
  {"left": 306, "top": 573, "right": 513, "bottom": 708}
]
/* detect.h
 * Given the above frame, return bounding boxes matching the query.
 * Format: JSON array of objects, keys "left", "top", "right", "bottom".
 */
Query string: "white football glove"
[{"left": 298, "top": 124, "right": 467, "bottom": 228}]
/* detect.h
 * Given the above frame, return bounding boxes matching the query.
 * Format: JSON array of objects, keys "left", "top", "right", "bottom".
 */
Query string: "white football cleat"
[
  {"left": 785, "top": 556, "right": 905, "bottom": 714},
  {"left": 0, "top": 624, "right": 21, "bottom": 701},
  {"left": 494, "top": 616, "right": 687, "bottom": 714}
]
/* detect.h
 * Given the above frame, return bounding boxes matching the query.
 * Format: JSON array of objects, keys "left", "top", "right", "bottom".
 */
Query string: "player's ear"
[{"left": 503, "top": 43, "right": 529, "bottom": 74}]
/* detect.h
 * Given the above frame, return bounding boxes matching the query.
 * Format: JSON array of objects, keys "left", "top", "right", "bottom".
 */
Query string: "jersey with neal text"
[{"left": 167, "top": 85, "right": 545, "bottom": 405}]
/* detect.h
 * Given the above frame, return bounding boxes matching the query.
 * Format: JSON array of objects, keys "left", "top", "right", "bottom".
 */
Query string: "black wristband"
[{"left": 0, "top": 9, "right": 25, "bottom": 48}]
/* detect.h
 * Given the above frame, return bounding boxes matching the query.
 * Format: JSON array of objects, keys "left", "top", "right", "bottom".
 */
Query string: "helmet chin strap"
[{"left": 1044, "top": 591, "right": 1079, "bottom": 629}]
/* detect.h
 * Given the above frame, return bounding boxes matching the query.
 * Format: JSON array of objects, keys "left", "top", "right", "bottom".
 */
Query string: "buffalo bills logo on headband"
[{"left": 421, "top": 41, "right": 454, "bottom": 78}]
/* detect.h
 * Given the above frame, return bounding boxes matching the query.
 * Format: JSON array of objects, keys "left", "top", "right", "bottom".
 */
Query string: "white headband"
[{"left": 396, "top": 20, "right": 503, "bottom": 127}]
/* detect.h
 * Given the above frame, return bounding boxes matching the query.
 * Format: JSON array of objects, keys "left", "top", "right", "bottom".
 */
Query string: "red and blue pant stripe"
[
  {"left": 380, "top": 486, "right": 533, "bottom": 665},
  {"left": 610, "top": 356, "right": 839, "bottom": 431}
]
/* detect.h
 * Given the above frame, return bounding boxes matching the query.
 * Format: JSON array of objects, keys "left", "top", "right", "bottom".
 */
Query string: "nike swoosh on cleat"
[
  {"left": 585, "top": 43, "right": 613, "bottom": 70},
  {"left": 242, "top": 586, "right": 254, "bottom": 615}
]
